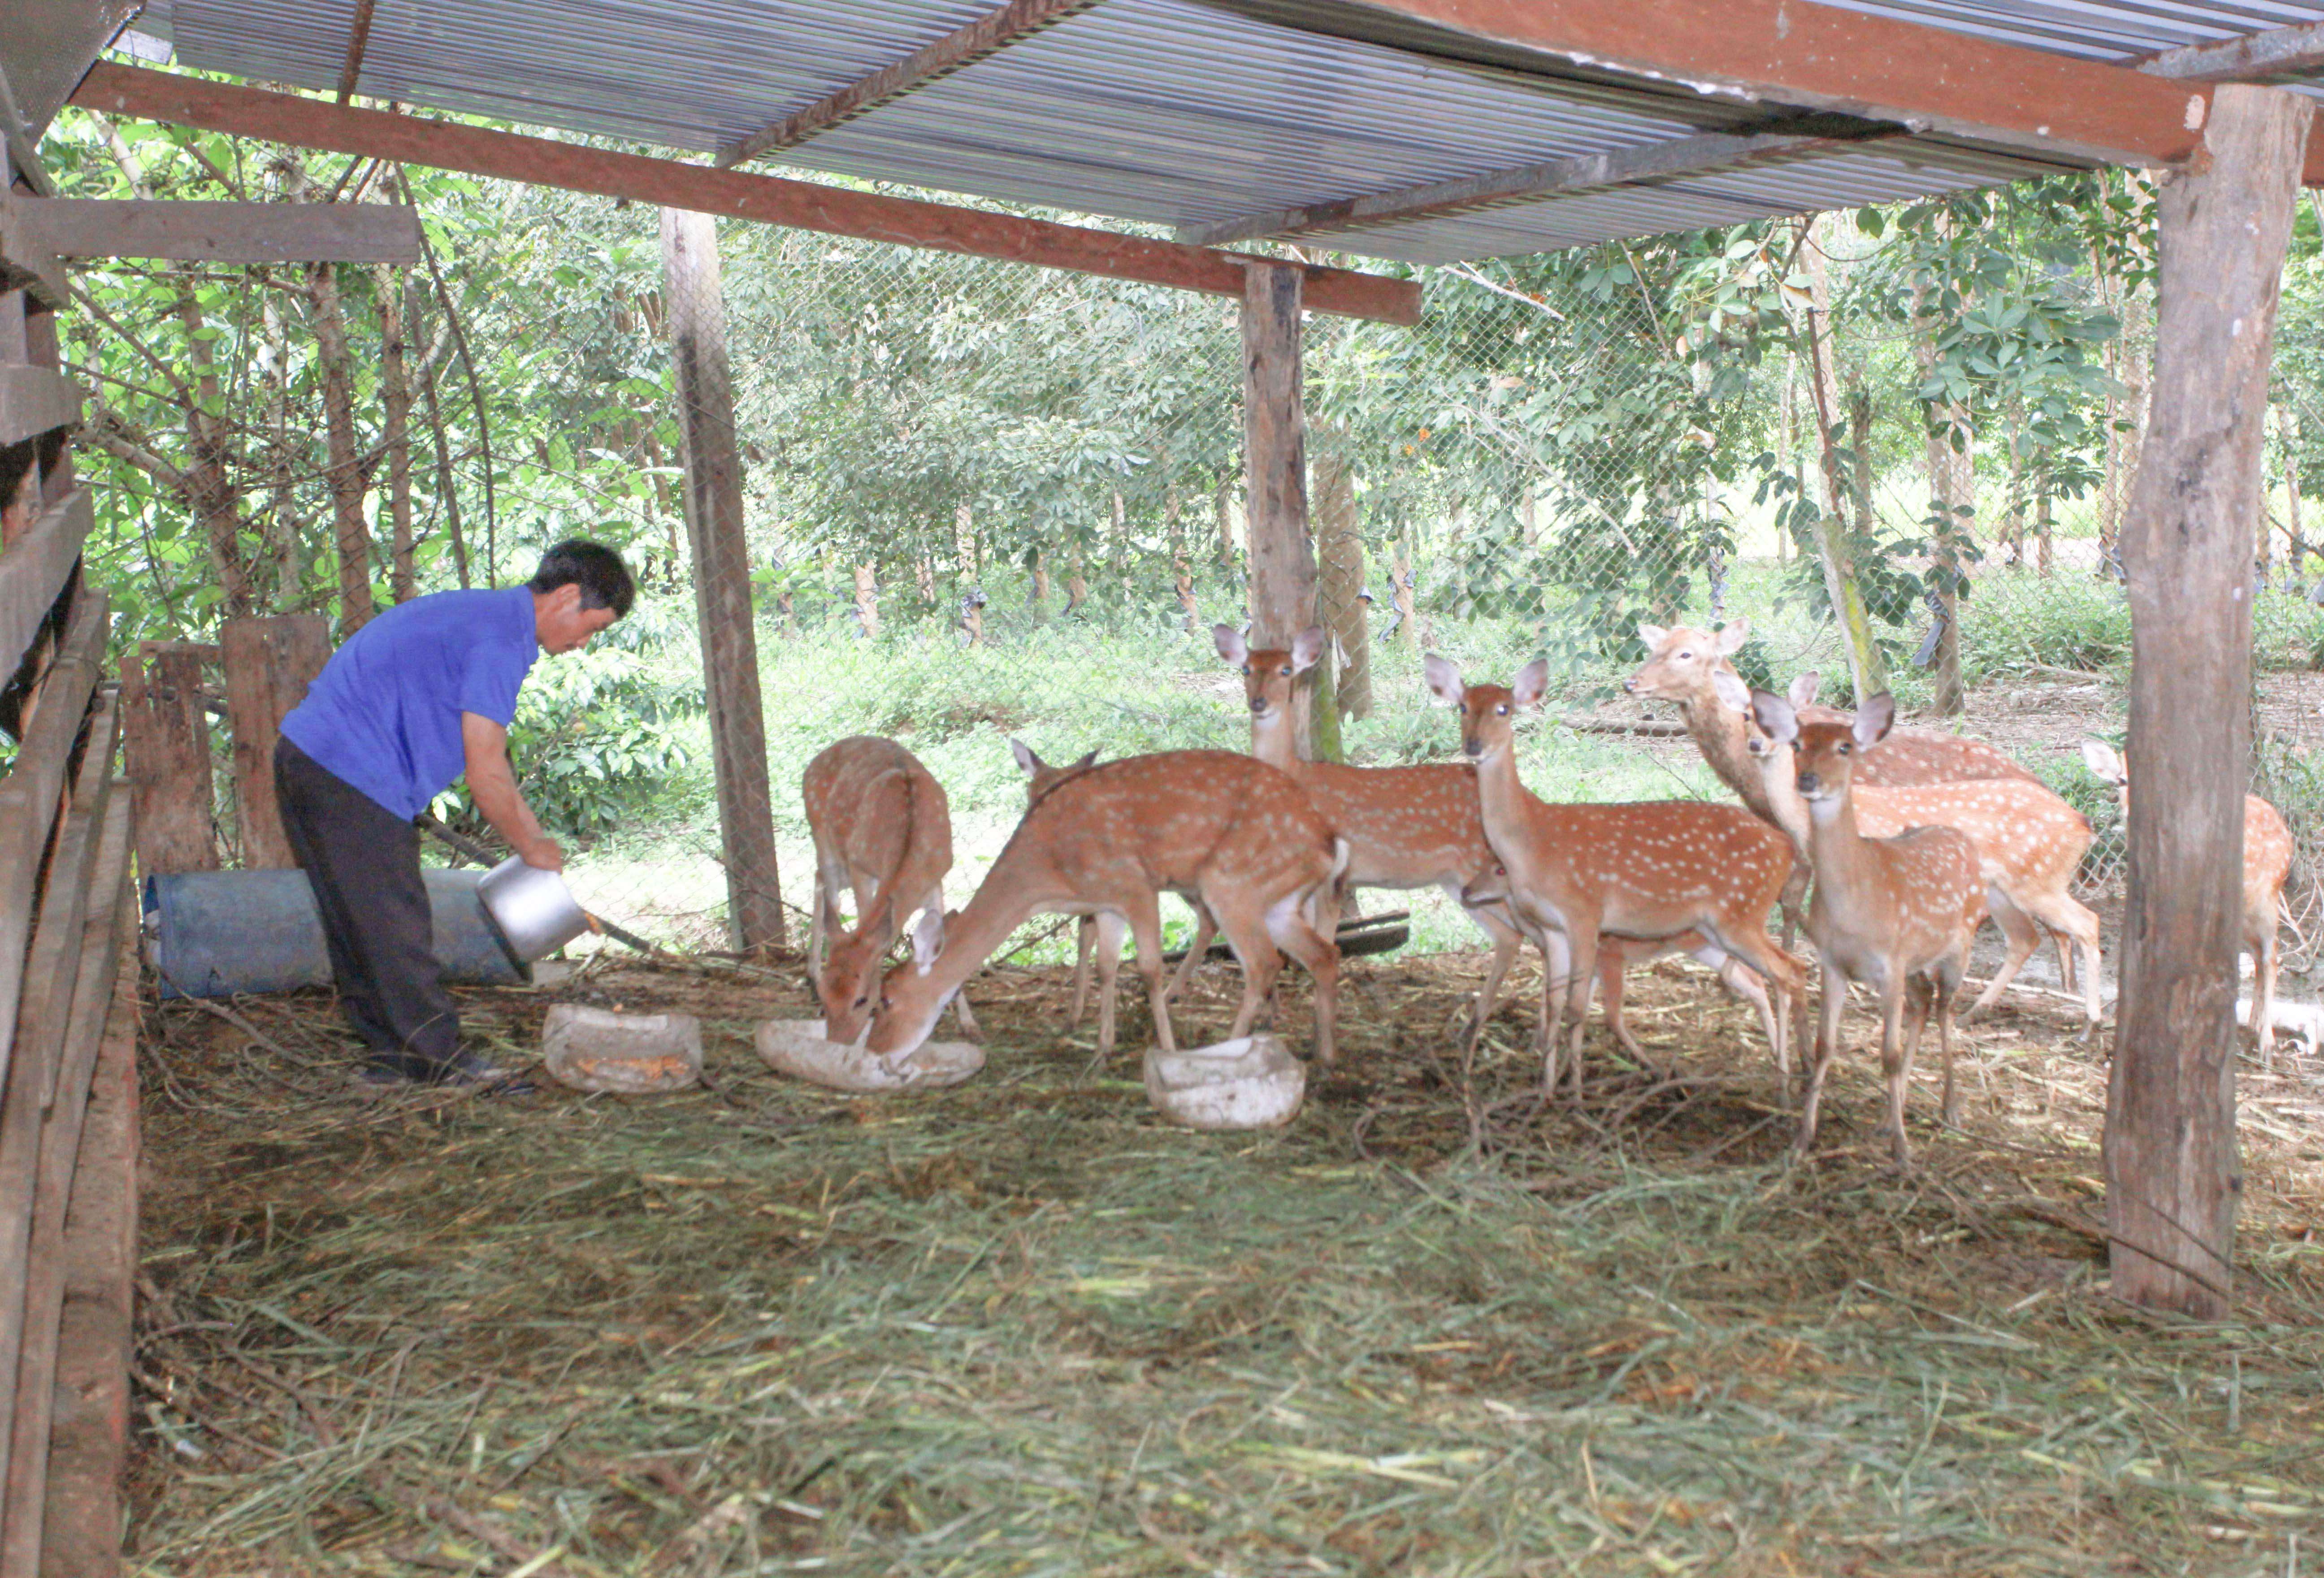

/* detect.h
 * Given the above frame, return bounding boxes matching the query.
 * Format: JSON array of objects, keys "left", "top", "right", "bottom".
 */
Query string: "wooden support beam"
[
  {"left": 1184, "top": 125, "right": 1854, "bottom": 245},
  {"left": 0, "top": 590, "right": 106, "bottom": 1097},
  {"left": 660, "top": 210, "right": 785, "bottom": 950},
  {"left": 9, "top": 195, "right": 422, "bottom": 264},
  {"left": 0, "top": 488, "right": 92, "bottom": 679},
  {"left": 120, "top": 643, "right": 218, "bottom": 877},
  {"left": 36, "top": 902, "right": 136, "bottom": 1578},
  {"left": 0, "top": 366, "right": 79, "bottom": 448},
  {"left": 220, "top": 616, "right": 330, "bottom": 870},
  {"left": 718, "top": 0, "right": 1097, "bottom": 166},
  {"left": 2140, "top": 23, "right": 2324, "bottom": 83},
  {"left": 0, "top": 200, "right": 63, "bottom": 313},
  {"left": 0, "top": 791, "right": 129, "bottom": 1578},
  {"left": 1250, "top": 0, "right": 2324, "bottom": 181},
  {"left": 1240, "top": 263, "right": 1329, "bottom": 760},
  {"left": 70, "top": 64, "right": 1420, "bottom": 325},
  {"left": 2108, "top": 84, "right": 2314, "bottom": 1321}
]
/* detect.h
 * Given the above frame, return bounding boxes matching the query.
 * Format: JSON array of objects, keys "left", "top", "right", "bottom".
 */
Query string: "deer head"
[
  {"left": 1625, "top": 618, "right": 1747, "bottom": 701},
  {"left": 1424, "top": 654, "right": 1548, "bottom": 765}
]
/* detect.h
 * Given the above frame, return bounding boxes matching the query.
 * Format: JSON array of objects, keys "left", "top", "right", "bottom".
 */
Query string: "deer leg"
[
  {"left": 1595, "top": 937, "right": 1647, "bottom": 1063},
  {"left": 1878, "top": 980, "right": 1913, "bottom": 1170},
  {"left": 1532, "top": 925, "right": 1574, "bottom": 1096},
  {"left": 1991, "top": 890, "right": 2103, "bottom": 1041},
  {"left": 1562, "top": 927, "right": 1602, "bottom": 1102},
  {"left": 808, "top": 879, "right": 829, "bottom": 984},
  {"left": 2251, "top": 910, "right": 2281, "bottom": 1067},
  {"left": 1266, "top": 894, "right": 1340, "bottom": 1067},
  {"left": 1458, "top": 897, "right": 1525, "bottom": 1049},
  {"left": 1069, "top": 916, "right": 1097, "bottom": 1028},
  {"left": 1796, "top": 951, "right": 1850, "bottom": 1159},
  {"left": 1932, "top": 955, "right": 1967, "bottom": 1128},
  {"left": 1964, "top": 889, "right": 2043, "bottom": 1022},
  {"left": 1122, "top": 896, "right": 1172, "bottom": 1058},
  {"left": 1078, "top": 912, "right": 1125, "bottom": 1061},
  {"left": 1164, "top": 897, "right": 1220, "bottom": 1005},
  {"left": 1703, "top": 924, "right": 1805, "bottom": 1098},
  {"left": 930, "top": 884, "right": 980, "bottom": 1041}
]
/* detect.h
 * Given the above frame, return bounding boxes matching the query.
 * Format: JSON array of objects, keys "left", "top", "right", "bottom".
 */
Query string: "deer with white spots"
[
  {"left": 1708, "top": 670, "right": 2103, "bottom": 1038},
  {"left": 1424, "top": 655, "right": 1805, "bottom": 1099},
  {"left": 1748, "top": 691, "right": 1986, "bottom": 1167},
  {"left": 1008, "top": 739, "right": 1223, "bottom": 1041},
  {"left": 2081, "top": 738, "right": 2294, "bottom": 1061},
  {"left": 804, "top": 736, "right": 979, "bottom": 1045},
  {"left": 864, "top": 750, "right": 1348, "bottom": 1066}
]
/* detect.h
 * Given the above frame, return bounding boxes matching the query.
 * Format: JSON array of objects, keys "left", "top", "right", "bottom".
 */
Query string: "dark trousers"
[{"left": 274, "top": 737, "right": 460, "bottom": 1069}]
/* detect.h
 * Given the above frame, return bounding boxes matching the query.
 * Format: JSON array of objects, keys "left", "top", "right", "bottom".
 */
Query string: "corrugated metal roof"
[{"left": 148, "top": 0, "right": 2324, "bottom": 263}]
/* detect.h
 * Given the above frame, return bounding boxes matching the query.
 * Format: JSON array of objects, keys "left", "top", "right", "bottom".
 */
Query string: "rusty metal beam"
[
  {"left": 717, "top": 0, "right": 1097, "bottom": 167},
  {"left": 70, "top": 63, "right": 1420, "bottom": 325},
  {"left": 334, "top": 0, "right": 379, "bottom": 104}
]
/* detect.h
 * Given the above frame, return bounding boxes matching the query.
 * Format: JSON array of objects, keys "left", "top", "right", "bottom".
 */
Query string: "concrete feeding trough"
[
  {"left": 541, "top": 1005, "right": 702, "bottom": 1094},
  {"left": 754, "top": 1019, "right": 983, "bottom": 1092},
  {"left": 1144, "top": 1036, "right": 1305, "bottom": 1130}
]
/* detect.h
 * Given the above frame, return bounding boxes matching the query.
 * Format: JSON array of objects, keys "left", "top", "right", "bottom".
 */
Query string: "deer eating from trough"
[
  {"left": 804, "top": 736, "right": 980, "bottom": 1045},
  {"left": 2081, "top": 738, "right": 2295, "bottom": 1060},
  {"left": 864, "top": 751, "right": 1348, "bottom": 1066},
  {"left": 1748, "top": 690, "right": 1986, "bottom": 1168},
  {"left": 1425, "top": 655, "right": 1805, "bottom": 1099}
]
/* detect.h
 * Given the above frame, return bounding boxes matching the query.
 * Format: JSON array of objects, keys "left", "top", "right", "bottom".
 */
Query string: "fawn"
[
  {"left": 1748, "top": 690, "right": 1986, "bottom": 1167},
  {"left": 1009, "top": 739, "right": 1224, "bottom": 1038},
  {"left": 804, "top": 736, "right": 979, "bottom": 1045},
  {"left": 865, "top": 751, "right": 1348, "bottom": 1066},
  {"left": 2081, "top": 739, "right": 2294, "bottom": 1060},
  {"left": 1704, "top": 669, "right": 2101, "bottom": 1037},
  {"left": 1425, "top": 655, "right": 1804, "bottom": 1098}
]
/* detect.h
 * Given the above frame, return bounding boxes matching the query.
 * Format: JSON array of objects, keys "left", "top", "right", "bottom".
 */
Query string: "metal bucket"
[{"left": 477, "top": 856, "right": 591, "bottom": 962}]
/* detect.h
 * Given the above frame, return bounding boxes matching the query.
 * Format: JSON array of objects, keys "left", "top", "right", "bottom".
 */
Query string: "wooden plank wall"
[{"left": 0, "top": 137, "right": 138, "bottom": 1576}]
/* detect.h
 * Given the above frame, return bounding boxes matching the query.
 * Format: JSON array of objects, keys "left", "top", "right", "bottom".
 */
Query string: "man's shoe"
[
  {"left": 427, "top": 1049, "right": 537, "bottom": 1094},
  {"left": 357, "top": 1051, "right": 432, "bottom": 1087}
]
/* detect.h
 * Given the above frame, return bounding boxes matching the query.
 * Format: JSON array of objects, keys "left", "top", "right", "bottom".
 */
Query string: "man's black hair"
[{"left": 528, "top": 540, "right": 636, "bottom": 618}]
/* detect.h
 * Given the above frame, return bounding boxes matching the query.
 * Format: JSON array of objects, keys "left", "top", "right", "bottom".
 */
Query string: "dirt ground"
[{"left": 126, "top": 933, "right": 2324, "bottom": 1577}]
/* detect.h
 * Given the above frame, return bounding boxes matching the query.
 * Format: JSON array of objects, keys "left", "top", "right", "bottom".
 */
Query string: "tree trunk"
[
  {"left": 660, "top": 208, "right": 785, "bottom": 950},
  {"left": 1912, "top": 275, "right": 1973, "bottom": 717},
  {"left": 853, "top": 561, "right": 881, "bottom": 637},
  {"left": 1214, "top": 475, "right": 1237, "bottom": 571},
  {"left": 307, "top": 262, "right": 375, "bottom": 632},
  {"left": 1031, "top": 549, "right": 1050, "bottom": 611},
  {"left": 417, "top": 341, "right": 469, "bottom": 590},
  {"left": 1242, "top": 263, "right": 1333, "bottom": 760},
  {"left": 1800, "top": 225, "right": 1889, "bottom": 703},
  {"left": 1063, "top": 538, "right": 1088, "bottom": 617},
  {"left": 1392, "top": 537, "right": 1419, "bottom": 652},
  {"left": 955, "top": 502, "right": 977, "bottom": 580},
  {"left": 2108, "top": 84, "right": 2311, "bottom": 1320},
  {"left": 2280, "top": 406, "right": 2305, "bottom": 579},
  {"left": 374, "top": 263, "right": 416, "bottom": 603},
  {"left": 2103, "top": 199, "right": 2156, "bottom": 576},
  {"left": 2035, "top": 490, "right": 2053, "bottom": 578},
  {"left": 1314, "top": 442, "right": 1370, "bottom": 720}
]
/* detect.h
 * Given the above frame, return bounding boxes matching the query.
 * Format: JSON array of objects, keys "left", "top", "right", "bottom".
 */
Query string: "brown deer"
[
  {"left": 804, "top": 737, "right": 979, "bottom": 1045},
  {"left": 1749, "top": 690, "right": 1986, "bottom": 1168},
  {"left": 1424, "top": 655, "right": 1804, "bottom": 1098},
  {"left": 1708, "top": 669, "right": 2103, "bottom": 1038},
  {"left": 1009, "top": 739, "right": 1222, "bottom": 1037},
  {"left": 864, "top": 751, "right": 1348, "bottom": 1066},
  {"left": 2081, "top": 739, "right": 2295, "bottom": 1060}
]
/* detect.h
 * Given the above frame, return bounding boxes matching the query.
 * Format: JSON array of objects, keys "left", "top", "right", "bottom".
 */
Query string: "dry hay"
[{"left": 128, "top": 944, "right": 2324, "bottom": 1577}]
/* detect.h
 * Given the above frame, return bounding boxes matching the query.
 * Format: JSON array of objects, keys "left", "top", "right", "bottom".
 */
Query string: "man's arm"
[{"left": 461, "top": 712, "right": 564, "bottom": 871}]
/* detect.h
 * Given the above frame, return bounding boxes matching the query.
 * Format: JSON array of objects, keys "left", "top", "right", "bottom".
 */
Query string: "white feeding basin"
[
  {"left": 541, "top": 1005, "right": 702, "bottom": 1094},
  {"left": 755, "top": 1019, "right": 984, "bottom": 1092},
  {"left": 1144, "top": 1036, "right": 1306, "bottom": 1130}
]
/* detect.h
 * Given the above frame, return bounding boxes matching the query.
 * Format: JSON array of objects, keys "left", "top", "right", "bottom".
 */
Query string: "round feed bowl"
[
  {"left": 755, "top": 1019, "right": 983, "bottom": 1092},
  {"left": 1144, "top": 1036, "right": 1305, "bottom": 1130},
  {"left": 541, "top": 1004, "right": 702, "bottom": 1093}
]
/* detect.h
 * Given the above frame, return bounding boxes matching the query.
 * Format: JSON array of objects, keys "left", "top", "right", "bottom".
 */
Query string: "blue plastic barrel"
[{"left": 145, "top": 868, "right": 529, "bottom": 999}]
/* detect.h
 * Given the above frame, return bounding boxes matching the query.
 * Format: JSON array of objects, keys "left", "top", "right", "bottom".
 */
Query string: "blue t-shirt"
[{"left": 281, "top": 586, "right": 539, "bottom": 819}]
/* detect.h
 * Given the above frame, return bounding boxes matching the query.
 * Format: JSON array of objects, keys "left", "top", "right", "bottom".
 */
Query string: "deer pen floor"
[{"left": 129, "top": 944, "right": 2324, "bottom": 1577}]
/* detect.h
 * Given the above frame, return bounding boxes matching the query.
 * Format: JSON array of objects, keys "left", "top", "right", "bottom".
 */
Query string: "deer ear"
[
  {"left": 2081, "top": 739, "right": 2124, "bottom": 782},
  {"left": 1290, "top": 625, "right": 1327, "bottom": 673},
  {"left": 1750, "top": 690, "right": 1799, "bottom": 746},
  {"left": 1512, "top": 658, "right": 1551, "bottom": 709},
  {"left": 1008, "top": 738, "right": 1039, "bottom": 777},
  {"left": 1072, "top": 749, "right": 1097, "bottom": 770},
  {"left": 1789, "top": 672, "right": 1822, "bottom": 708},
  {"left": 1422, "top": 654, "right": 1463, "bottom": 707},
  {"left": 1636, "top": 622, "right": 1669, "bottom": 651},
  {"left": 1853, "top": 692, "right": 1897, "bottom": 749},
  {"left": 1715, "top": 619, "right": 1749, "bottom": 655},
  {"left": 1710, "top": 668, "right": 1752, "bottom": 715},
  {"left": 911, "top": 906, "right": 948, "bottom": 971},
  {"left": 1213, "top": 623, "right": 1246, "bottom": 664}
]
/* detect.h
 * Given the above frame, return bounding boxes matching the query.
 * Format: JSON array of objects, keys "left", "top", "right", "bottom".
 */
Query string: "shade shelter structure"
[{"left": 4, "top": 0, "right": 2324, "bottom": 1560}]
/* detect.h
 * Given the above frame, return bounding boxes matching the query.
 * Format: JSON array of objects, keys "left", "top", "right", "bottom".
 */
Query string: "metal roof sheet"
[{"left": 141, "top": 0, "right": 2324, "bottom": 262}]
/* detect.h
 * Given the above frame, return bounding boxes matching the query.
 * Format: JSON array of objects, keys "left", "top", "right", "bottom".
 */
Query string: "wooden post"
[
  {"left": 2108, "top": 84, "right": 2313, "bottom": 1320},
  {"left": 1801, "top": 223, "right": 1890, "bottom": 704},
  {"left": 1241, "top": 263, "right": 1334, "bottom": 760},
  {"left": 659, "top": 209, "right": 784, "bottom": 951},
  {"left": 119, "top": 642, "right": 218, "bottom": 876},
  {"left": 220, "top": 616, "right": 329, "bottom": 870}
]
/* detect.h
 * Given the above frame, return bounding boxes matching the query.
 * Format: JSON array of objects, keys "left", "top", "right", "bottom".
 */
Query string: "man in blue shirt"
[{"left": 277, "top": 540, "right": 636, "bottom": 1087}]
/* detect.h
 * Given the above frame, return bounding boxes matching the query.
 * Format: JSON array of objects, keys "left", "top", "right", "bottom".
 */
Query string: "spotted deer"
[
  {"left": 1009, "top": 739, "right": 1222, "bottom": 1037},
  {"left": 1425, "top": 655, "right": 1805, "bottom": 1098},
  {"left": 2081, "top": 739, "right": 2295, "bottom": 1060},
  {"left": 1749, "top": 691, "right": 1986, "bottom": 1167},
  {"left": 1708, "top": 670, "right": 2103, "bottom": 1037},
  {"left": 804, "top": 737, "right": 981, "bottom": 1045},
  {"left": 865, "top": 751, "right": 1348, "bottom": 1066}
]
